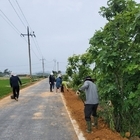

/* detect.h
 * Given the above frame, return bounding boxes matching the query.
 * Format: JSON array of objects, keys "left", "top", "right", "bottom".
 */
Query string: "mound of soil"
[{"left": 62, "top": 89, "right": 128, "bottom": 140}]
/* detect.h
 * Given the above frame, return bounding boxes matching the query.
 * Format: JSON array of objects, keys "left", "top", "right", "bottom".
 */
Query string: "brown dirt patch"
[{"left": 62, "top": 89, "right": 128, "bottom": 140}]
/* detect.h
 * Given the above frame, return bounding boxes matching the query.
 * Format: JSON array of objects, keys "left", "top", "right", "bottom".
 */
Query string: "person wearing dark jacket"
[
  {"left": 10, "top": 74, "right": 22, "bottom": 101},
  {"left": 78, "top": 76, "right": 99, "bottom": 133},
  {"left": 49, "top": 72, "right": 55, "bottom": 92}
]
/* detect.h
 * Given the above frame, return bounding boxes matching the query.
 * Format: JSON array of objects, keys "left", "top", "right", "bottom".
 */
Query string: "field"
[{"left": 0, "top": 77, "right": 33, "bottom": 99}]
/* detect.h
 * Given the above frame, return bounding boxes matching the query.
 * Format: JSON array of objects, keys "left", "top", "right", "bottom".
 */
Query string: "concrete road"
[{"left": 0, "top": 79, "right": 82, "bottom": 140}]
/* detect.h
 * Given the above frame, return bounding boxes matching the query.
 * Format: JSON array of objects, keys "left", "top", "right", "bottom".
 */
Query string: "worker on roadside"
[
  {"left": 55, "top": 74, "right": 62, "bottom": 93},
  {"left": 61, "top": 81, "right": 69, "bottom": 93},
  {"left": 77, "top": 76, "right": 99, "bottom": 133},
  {"left": 49, "top": 72, "right": 55, "bottom": 92},
  {"left": 10, "top": 73, "right": 22, "bottom": 101}
]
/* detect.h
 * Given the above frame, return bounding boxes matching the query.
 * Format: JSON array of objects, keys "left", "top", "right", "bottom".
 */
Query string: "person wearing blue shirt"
[{"left": 55, "top": 74, "right": 62, "bottom": 93}]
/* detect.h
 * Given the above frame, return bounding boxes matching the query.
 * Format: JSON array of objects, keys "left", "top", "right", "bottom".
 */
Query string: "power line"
[
  {"left": 32, "top": 38, "right": 43, "bottom": 57},
  {"left": 8, "top": 0, "right": 26, "bottom": 28},
  {"left": 8, "top": 0, "right": 41, "bottom": 58},
  {"left": 30, "top": 45, "right": 40, "bottom": 60},
  {"left": 21, "top": 26, "right": 36, "bottom": 78},
  {"left": 0, "top": 9, "right": 21, "bottom": 34},
  {"left": 15, "top": 0, "right": 44, "bottom": 59},
  {"left": 1, "top": 1, "right": 44, "bottom": 72},
  {"left": 0, "top": 9, "right": 28, "bottom": 44},
  {"left": 40, "top": 58, "right": 45, "bottom": 77},
  {"left": 15, "top": 0, "right": 30, "bottom": 27}
]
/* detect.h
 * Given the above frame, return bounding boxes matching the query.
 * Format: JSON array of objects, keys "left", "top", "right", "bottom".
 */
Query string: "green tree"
[
  {"left": 3, "top": 69, "right": 11, "bottom": 76},
  {"left": 88, "top": 0, "right": 140, "bottom": 136},
  {"left": 66, "top": 53, "right": 93, "bottom": 89}
]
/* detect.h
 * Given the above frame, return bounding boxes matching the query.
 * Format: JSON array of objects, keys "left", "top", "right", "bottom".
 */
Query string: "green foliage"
[
  {"left": 64, "top": 0, "right": 140, "bottom": 138},
  {"left": 79, "top": 91, "right": 86, "bottom": 103},
  {"left": 66, "top": 53, "right": 94, "bottom": 89},
  {"left": 0, "top": 79, "right": 11, "bottom": 98},
  {"left": 0, "top": 77, "right": 39, "bottom": 98},
  {"left": 62, "top": 74, "right": 69, "bottom": 81},
  {"left": 88, "top": 0, "right": 140, "bottom": 137},
  {"left": 98, "top": 100, "right": 115, "bottom": 131}
]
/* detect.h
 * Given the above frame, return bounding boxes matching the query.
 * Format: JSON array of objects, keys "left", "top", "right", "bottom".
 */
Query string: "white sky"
[{"left": 0, "top": 0, "right": 139, "bottom": 74}]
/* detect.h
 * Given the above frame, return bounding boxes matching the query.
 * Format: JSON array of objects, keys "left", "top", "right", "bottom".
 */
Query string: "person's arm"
[
  {"left": 49, "top": 75, "right": 52, "bottom": 84},
  {"left": 79, "top": 81, "right": 89, "bottom": 92},
  {"left": 10, "top": 77, "right": 12, "bottom": 87},
  {"left": 18, "top": 77, "right": 22, "bottom": 85}
]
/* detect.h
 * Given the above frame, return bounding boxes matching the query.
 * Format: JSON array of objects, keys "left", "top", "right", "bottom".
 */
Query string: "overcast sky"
[{"left": 0, "top": 0, "right": 139, "bottom": 74}]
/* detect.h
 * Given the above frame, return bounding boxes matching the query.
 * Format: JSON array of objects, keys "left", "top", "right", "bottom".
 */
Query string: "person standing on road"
[
  {"left": 49, "top": 72, "right": 55, "bottom": 92},
  {"left": 10, "top": 73, "right": 22, "bottom": 101},
  {"left": 78, "top": 76, "right": 99, "bottom": 133},
  {"left": 55, "top": 74, "right": 62, "bottom": 93}
]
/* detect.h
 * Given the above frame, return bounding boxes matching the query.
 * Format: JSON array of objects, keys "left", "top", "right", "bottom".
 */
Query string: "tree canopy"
[{"left": 66, "top": 0, "right": 140, "bottom": 137}]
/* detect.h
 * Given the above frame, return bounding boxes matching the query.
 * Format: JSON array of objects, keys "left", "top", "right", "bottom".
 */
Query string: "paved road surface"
[{"left": 0, "top": 79, "right": 80, "bottom": 140}]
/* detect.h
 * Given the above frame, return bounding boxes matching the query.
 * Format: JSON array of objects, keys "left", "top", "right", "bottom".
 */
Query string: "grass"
[{"left": 0, "top": 77, "right": 41, "bottom": 99}]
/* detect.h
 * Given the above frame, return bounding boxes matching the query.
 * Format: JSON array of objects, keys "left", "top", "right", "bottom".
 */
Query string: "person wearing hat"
[
  {"left": 49, "top": 72, "right": 55, "bottom": 92},
  {"left": 78, "top": 76, "right": 99, "bottom": 133},
  {"left": 10, "top": 73, "right": 22, "bottom": 101}
]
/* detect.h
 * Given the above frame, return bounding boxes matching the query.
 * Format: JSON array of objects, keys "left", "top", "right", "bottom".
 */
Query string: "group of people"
[
  {"left": 9, "top": 72, "right": 99, "bottom": 134},
  {"left": 49, "top": 72, "right": 67, "bottom": 93},
  {"left": 9, "top": 72, "right": 67, "bottom": 101},
  {"left": 49, "top": 72, "right": 62, "bottom": 93},
  {"left": 49, "top": 72, "right": 99, "bottom": 133}
]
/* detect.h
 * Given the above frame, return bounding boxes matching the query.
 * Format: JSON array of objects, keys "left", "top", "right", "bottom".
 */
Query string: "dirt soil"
[{"left": 62, "top": 88, "right": 128, "bottom": 140}]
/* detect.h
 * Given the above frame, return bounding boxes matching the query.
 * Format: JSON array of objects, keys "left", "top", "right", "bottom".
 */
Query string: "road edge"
[{"left": 60, "top": 93, "right": 86, "bottom": 140}]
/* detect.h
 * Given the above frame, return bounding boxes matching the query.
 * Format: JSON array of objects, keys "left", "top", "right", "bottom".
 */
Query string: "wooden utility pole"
[
  {"left": 53, "top": 59, "right": 56, "bottom": 72},
  {"left": 40, "top": 58, "right": 45, "bottom": 78},
  {"left": 21, "top": 26, "right": 35, "bottom": 80},
  {"left": 57, "top": 61, "right": 59, "bottom": 72}
]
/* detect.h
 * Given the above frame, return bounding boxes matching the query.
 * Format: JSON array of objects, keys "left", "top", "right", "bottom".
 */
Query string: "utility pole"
[
  {"left": 53, "top": 59, "right": 56, "bottom": 72},
  {"left": 21, "top": 26, "right": 35, "bottom": 80},
  {"left": 40, "top": 58, "right": 45, "bottom": 78},
  {"left": 57, "top": 61, "right": 59, "bottom": 72}
]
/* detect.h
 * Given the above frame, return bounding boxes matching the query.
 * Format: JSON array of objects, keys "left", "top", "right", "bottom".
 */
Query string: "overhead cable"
[{"left": 8, "top": 0, "right": 26, "bottom": 28}]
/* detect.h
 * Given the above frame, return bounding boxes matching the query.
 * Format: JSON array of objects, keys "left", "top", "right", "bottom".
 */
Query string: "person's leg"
[
  {"left": 16, "top": 86, "right": 20, "bottom": 99},
  {"left": 52, "top": 83, "right": 54, "bottom": 89},
  {"left": 92, "top": 104, "right": 98, "bottom": 128},
  {"left": 84, "top": 104, "right": 93, "bottom": 121},
  {"left": 50, "top": 84, "right": 53, "bottom": 92},
  {"left": 56, "top": 87, "right": 58, "bottom": 93},
  {"left": 84, "top": 104, "right": 92, "bottom": 133},
  {"left": 58, "top": 87, "right": 60, "bottom": 93},
  {"left": 92, "top": 104, "right": 98, "bottom": 117},
  {"left": 13, "top": 86, "right": 18, "bottom": 101},
  {"left": 61, "top": 85, "right": 64, "bottom": 92},
  {"left": 12, "top": 87, "right": 16, "bottom": 99}
]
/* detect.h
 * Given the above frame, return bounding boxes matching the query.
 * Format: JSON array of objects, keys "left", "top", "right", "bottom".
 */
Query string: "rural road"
[{"left": 0, "top": 78, "right": 85, "bottom": 140}]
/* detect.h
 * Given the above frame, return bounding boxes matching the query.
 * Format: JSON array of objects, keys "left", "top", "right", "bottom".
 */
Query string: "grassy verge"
[{"left": 0, "top": 77, "right": 43, "bottom": 99}]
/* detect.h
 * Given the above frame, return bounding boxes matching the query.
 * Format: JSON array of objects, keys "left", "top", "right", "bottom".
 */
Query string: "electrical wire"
[
  {"left": 15, "top": 0, "right": 44, "bottom": 58},
  {"left": 8, "top": 0, "right": 26, "bottom": 28},
  {"left": 15, "top": 0, "right": 30, "bottom": 27},
  {"left": 32, "top": 37, "right": 43, "bottom": 57},
  {"left": 1, "top": 1, "right": 47, "bottom": 73},
  {"left": 0, "top": 9, "right": 21, "bottom": 34}
]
